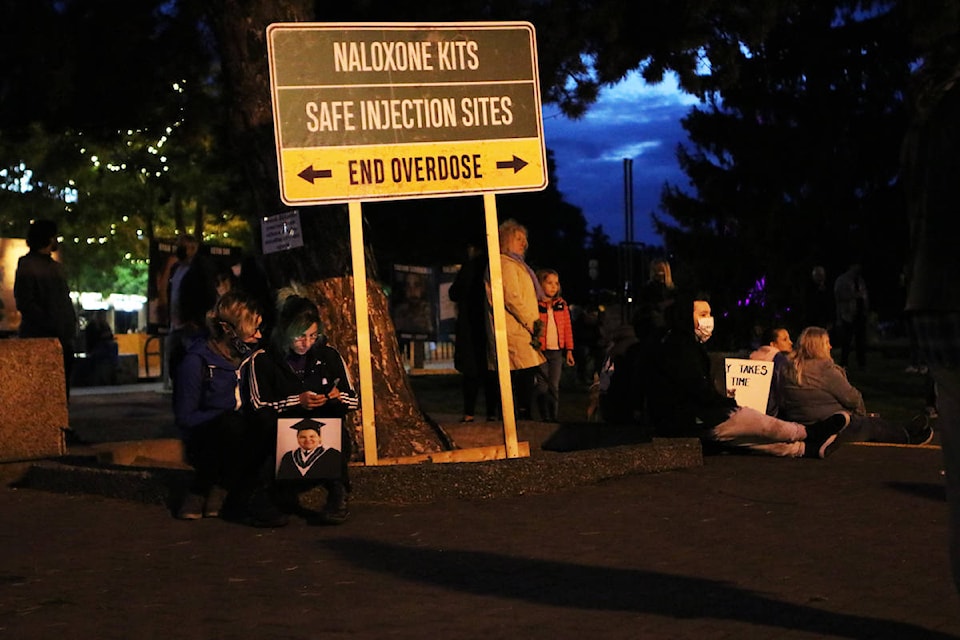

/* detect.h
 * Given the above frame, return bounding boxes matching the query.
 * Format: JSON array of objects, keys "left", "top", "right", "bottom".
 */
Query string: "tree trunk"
[{"left": 207, "top": 0, "right": 448, "bottom": 459}]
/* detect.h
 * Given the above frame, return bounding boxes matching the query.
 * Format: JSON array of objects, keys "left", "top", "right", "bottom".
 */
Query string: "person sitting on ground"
[
  {"left": 778, "top": 326, "right": 933, "bottom": 446},
  {"left": 173, "top": 290, "right": 264, "bottom": 522},
  {"left": 248, "top": 294, "right": 359, "bottom": 526},
  {"left": 750, "top": 326, "right": 793, "bottom": 362},
  {"left": 646, "top": 291, "right": 850, "bottom": 458},
  {"left": 748, "top": 326, "right": 794, "bottom": 416}
]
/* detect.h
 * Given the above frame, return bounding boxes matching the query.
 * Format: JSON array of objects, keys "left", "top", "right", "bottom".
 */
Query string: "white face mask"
[{"left": 695, "top": 316, "right": 715, "bottom": 343}]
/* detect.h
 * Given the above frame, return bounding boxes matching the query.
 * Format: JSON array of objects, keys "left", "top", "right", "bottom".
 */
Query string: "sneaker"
[
  {"left": 906, "top": 414, "right": 934, "bottom": 445},
  {"left": 176, "top": 492, "right": 205, "bottom": 520},
  {"left": 203, "top": 485, "right": 228, "bottom": 518},
  {"left": 804, "top": 412, "right": 850, "bottom": 459}
]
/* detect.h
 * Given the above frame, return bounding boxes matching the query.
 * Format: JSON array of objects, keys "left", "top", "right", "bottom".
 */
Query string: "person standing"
[
  {"left": 486, "top": 219, "right": 546, "bottom": 420},
  {"left": 633, "top": 257, "right": 677, "bottom": 347},
  {"left": 449, "top": 238, "right": 499, "bottom": 422},
  {"left": 901, "top": 43, "right": 960, "bottom": 592},
  {"left": 804, "top": 265, "right": 834, "bottom": 331},
  {"left": 834, "top": 262, "right": 869, "bottom": 368},
  {"left": 14, "top": 219, "right": 77, "bottom": 397},
  {"left": 534, "top": 268, "right": 575, "bottom": 422},
  {"left": 166, "top": 234, "right": 221, "bottom": 388}
]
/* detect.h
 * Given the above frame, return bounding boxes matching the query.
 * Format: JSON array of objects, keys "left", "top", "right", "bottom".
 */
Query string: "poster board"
[
  {"left": 390, "top": 264, "right": 438, "bottom": 341},
  {"left": 147, "top": 240, "right": 243, "bottom": 334},
  {"left": 724, "top": 358, "right": 773, "bottom": 414},
  {"left": 276, "top": 416, "right": 343, "bottom": 480},
  {"left": 0, "top": 238, "right": 27, "bottom": 334}
]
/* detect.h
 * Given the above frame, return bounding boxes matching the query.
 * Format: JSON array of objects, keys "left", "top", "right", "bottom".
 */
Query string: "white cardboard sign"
[{"left": 724, "top": 358, "right": 773, "bottom": 414}]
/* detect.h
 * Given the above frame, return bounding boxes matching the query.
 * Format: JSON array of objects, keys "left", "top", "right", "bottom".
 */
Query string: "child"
[{"left": 535, "top": 269, "right": 575, "bottom": 421}]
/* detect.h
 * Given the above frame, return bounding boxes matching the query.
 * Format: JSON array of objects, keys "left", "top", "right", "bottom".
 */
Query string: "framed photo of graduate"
[{"left": 276, "top": 417, "right": 342, "bottom": 480}]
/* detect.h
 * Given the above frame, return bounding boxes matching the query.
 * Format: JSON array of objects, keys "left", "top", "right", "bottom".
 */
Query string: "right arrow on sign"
[
  {"left": 496, "top": 155, "right": 528, "bottom": 173},
  {"left": 298, "top": 165, "right": 333, "bottom": 184}
]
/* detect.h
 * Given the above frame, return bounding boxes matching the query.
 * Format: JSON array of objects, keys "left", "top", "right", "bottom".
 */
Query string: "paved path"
[{"left": 2, "top": 440, "right": 958, "bottom": 639}]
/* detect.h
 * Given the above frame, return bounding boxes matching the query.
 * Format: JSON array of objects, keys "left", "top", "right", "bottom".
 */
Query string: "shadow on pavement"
[
  {"left": 886, "top": 480, "right": 947, "bottom": 502},
  {"left": 325, "top": 537, "right": 960, "bottom": 639}
]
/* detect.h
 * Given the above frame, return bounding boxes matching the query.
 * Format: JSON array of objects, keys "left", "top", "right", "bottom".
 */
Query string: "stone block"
[{"left": 0, "top": 338, "right": 67, "bottom": 462}]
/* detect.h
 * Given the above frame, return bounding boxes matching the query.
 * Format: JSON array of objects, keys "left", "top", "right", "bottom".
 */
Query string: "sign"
[
  {"left": 390, "top": 264, "right": 437, "bottom": 341},
  {"left": 0, "top": 237, "right": 27, "bottom": 334},
  {"left": 266, "top": 22, "right": 548, "bottom": 205},
  {"left": 724, "top": 358, "right": 773, "bottom": 415},
  {"left": 276, "top": 417, "right": 342, "bottom": 480},
  {"left": 261, "top": 211, "right": 305, "bottom": 254}
]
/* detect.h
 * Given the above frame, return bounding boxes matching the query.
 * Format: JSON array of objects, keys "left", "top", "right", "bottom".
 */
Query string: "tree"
[
  {"left": 663, "top": 5, "right": 912, "bottom": 334},
  {"left": 545, "top": 0, "right": 954, "bottom": 341},
  {"left": 0, "top": 0, "right": 249, "bottom": 297}
]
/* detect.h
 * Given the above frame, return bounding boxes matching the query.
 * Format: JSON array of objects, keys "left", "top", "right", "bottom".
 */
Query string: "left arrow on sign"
[
  {"left": 495, "top": 155, "right": 529, "bottom": 173},
  {"left": 298, "top": 165, "right": 333, "bottom": 184}
]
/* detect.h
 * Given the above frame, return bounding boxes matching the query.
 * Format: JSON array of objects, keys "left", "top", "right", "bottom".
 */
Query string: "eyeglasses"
[{"left": 293, "top": 331, "right": 319, "bottom": 343}]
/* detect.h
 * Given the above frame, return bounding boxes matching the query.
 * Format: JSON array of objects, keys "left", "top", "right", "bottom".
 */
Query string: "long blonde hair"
[
  {"left": 790, "top": 326, "right": 832, "bottom": 384},
  {"left": 649, "top": 258, "right": 675, "bottom": 289}
]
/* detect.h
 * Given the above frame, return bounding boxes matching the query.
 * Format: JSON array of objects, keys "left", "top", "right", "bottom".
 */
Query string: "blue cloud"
[{"left": 543, "top": 72, "right": 698, "bottom": 245}]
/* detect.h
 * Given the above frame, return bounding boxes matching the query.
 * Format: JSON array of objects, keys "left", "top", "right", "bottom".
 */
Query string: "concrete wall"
[{"left": 0, "top": 338, "right": 67, "bottom": 461}]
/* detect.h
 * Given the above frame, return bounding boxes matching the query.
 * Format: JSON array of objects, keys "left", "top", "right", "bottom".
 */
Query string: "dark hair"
[
  {"left": 272, "top": 295, "right": 322, "bottom": 354},
  {"left": 761, "top": 326, "right": 787, "bottom": 345},
  {"left": 664, "top": 289, "right": 710, "bottom": 333},
  {"left": 26, "top": 220, "right": 58, "bottom": 250}
]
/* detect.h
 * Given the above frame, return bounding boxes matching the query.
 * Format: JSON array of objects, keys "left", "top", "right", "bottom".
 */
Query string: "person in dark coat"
[
  {"left": 14, "top": 219, "right": 77, "bottom": 396},
  {"left": 277, "top": 418, "right": 342, "bottom": 480},
  {"left": 803, "top": 265, "right": 834, "bottom": 331},
  {"left": 449, "top": 239, "right": 499, "bottom": 421}
]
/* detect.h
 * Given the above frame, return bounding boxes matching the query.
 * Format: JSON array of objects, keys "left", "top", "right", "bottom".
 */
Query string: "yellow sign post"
[{"left": 267, "top": 22, "right": 547, "bottom": 463}]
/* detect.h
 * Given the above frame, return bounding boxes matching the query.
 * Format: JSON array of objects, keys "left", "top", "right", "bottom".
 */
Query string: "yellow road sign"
[{"left": 267, "top": 22, "right": 548, "bottom": 205}]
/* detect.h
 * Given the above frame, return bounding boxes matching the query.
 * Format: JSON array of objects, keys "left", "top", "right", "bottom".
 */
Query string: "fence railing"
[{"left": 403, "top": 341, "right": 456, "bottom": 372}]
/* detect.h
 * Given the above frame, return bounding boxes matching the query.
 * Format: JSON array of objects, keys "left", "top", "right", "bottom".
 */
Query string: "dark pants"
[
  {"left": 461, "top": 370, "right": 500, "bottom": 419},
  {"left": 912, "top": 311, "right": 960, "bottom": 593},
  {"left": 839, "top": 414, "right": 908, "bottom": 444},
  {"left": 182, "top": 411, "right": 251, "bottom": 496},
  {"left": 837, "top": 314, "right": 867, "bottom": 368},
  {"left": 511, "top": 366, "right": 537, "bottom": 419}
]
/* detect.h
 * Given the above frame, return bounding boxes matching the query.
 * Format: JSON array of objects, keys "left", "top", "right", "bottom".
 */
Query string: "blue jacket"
[{"left": 173, "top": 338, "right": 245, "bottom": 432}]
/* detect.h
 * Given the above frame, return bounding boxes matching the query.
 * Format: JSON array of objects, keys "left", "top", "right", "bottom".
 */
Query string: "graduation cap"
[{"left": 290, "top": 418, "right": 325, "bottom": 434}]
